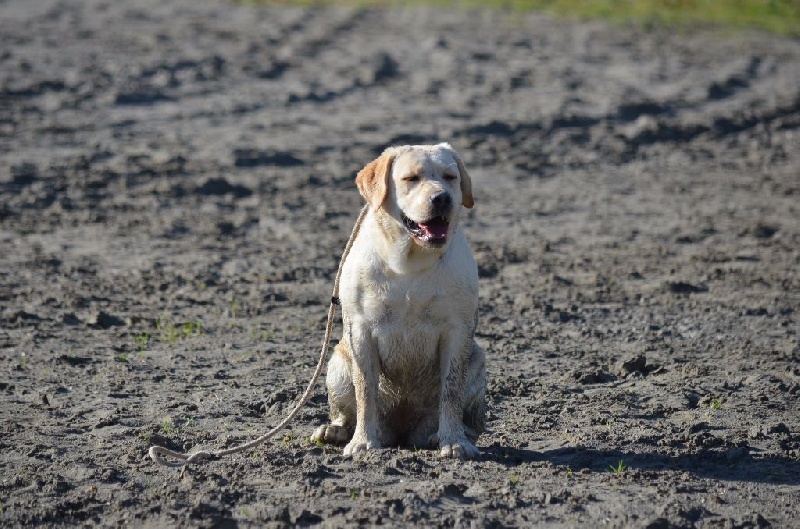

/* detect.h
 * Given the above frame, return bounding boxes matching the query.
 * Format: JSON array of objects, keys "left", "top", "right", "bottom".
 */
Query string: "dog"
[{"left": 311, "top": 143, "right": 486, "bottom": 459}]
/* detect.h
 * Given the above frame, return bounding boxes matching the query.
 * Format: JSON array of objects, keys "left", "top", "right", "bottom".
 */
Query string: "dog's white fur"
[{"left": 311, "top": 143, "right": 486, "bottom": 459}]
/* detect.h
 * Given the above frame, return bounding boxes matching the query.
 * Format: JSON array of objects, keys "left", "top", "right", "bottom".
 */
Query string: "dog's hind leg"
[{"left": 311, "top": 341, "right": 355, "bottom": 444}]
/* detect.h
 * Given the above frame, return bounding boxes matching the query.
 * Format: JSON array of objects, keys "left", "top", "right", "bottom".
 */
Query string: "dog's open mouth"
[{"left": 402, "top": 214, "right": 450, "bottom": 246}]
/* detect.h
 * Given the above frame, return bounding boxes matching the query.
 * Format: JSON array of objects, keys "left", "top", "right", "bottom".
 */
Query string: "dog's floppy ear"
[
  {"left": 441, "top": 144, "right": 474, "bottom": 209},
  {"left": 455, "top": 155, "right": 474, "bottom": 209},
  {"left": 356, "top": 148, "right": 397, "bottom": 210}
]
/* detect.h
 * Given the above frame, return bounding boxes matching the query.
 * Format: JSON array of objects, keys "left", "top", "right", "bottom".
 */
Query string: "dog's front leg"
[
  {"left": 437, "top": 325, "right": 480, "bottom": 459},
  {"left": 344, "top": 320, "right": 381, "bottom": 455}
]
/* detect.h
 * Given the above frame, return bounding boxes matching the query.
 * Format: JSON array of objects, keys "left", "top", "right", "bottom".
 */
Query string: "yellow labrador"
[{"left": 312, "top": 143, "right": 486, "bottom": 458}]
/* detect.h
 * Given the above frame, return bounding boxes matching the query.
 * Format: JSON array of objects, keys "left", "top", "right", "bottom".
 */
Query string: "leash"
[{"left": 148, "top": 205, "right": 369, "bottom": 468}]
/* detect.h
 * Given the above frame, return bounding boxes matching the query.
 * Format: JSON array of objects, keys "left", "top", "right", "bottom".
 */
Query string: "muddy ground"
[{"left": 1, "top": 0, "right": 799, "bottom": 526}]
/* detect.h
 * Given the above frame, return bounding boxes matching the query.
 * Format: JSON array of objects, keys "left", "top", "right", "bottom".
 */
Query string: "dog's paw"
[
  {"left": 311, "top": 424, "right": 350, "bottom": 445},
  {"left": 439, "top": 440, "right": 480, "bottom": 459},
  {"left": 343, "top": 436, "right": 377, "bottom": 456}
]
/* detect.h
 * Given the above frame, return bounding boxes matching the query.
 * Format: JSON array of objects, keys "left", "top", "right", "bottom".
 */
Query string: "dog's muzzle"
[{"left": 402, "top": 214, "right": 450, "bottom": 247}]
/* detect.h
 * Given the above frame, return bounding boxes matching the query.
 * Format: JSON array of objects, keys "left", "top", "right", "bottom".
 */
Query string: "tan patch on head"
[
  {"left": 454, "top": 155, "right": 474, "bottom": 209},
  {"left": 356, "top": 148, "right": 398, "bottom": 210}
]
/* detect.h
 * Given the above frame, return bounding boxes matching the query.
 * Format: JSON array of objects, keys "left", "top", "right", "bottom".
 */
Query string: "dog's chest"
[{"left": 367, "top": 275, "right": 450, "bottom": 363}]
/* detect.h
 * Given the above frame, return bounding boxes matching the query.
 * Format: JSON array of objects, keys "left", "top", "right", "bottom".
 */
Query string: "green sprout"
[
  {"left": 157, "top": 317, "right": 201, "bottom": 344},
  {"left": 609, "top": 460, "right": 627, "bottom": 475},
  {"left": 133, "top": 333, "right": 150, "bottom": 351},
  {"left": 161, "top": 418, "right": 174, "bottom": 436}
]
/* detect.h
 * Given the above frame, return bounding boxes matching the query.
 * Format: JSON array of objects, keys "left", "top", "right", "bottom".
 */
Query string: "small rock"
[
  {"left": 688, "top": 421, "right": 708, "bottom": 434},
  {"left": 94, "top": 311, "right": 125, "bottom": 329},
  {"left": 666, "top": 281, "right": 708, "bottom": 294},
  {"left": 752, "top": 223, "right": 778, "bottom": 239},
  {"left": 10, "top": 162, "right": 38, "bottom": 185},
  {"left": 767, "top": 422, "right": 790, "bottom": 435},
  {"left": 47, "top": 475, "right": 71, "bottom": 494},
  {"left": 195, "top": 176, "right": 253, "bottom": 197},
  {"left": 56, "top": 354, "right": 93, "bottom": 366},
  {"left": 361, "top": 52, "right": 399, "bottom": 85},
  {"left": 618, "top": 354, "right": 647, "bottom": 374},
  {"left": 622, "top": 115, "right": 658, "bottom": 142},
  {"left": 644, "top": 517, "right": 671, "bottom": 529},
  {"left": 572, "top": 369, "right": 614, "bottom": 384},
  {"left": 62, "top": 313, "right": 81, "bottom": 325},
  {"left": 82, "top": 311, "right": 125, "bottom": 329}
]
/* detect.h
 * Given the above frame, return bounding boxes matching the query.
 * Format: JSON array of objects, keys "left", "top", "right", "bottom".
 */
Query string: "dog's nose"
[{"left": 430, "top": 191, "right": 452, "bottom": 212}]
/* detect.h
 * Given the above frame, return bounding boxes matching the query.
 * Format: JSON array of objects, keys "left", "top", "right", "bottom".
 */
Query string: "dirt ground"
[{"left": 1, "top": 0, "right": 799, "bottom": 526}]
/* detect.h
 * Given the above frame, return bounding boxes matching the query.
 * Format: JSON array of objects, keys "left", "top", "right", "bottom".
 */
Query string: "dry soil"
[{"left": 1, "top": 0, "right": 799, "bottom": 527}]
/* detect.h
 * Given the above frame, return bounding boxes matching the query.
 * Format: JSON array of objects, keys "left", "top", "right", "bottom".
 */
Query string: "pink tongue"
[{"left": 419, "top": 219, "right": 448, "bottom": 238}]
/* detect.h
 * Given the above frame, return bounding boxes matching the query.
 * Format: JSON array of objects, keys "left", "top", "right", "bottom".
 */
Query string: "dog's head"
[{"left": 356, "top": 143, "right": 473, "bottom": 249}]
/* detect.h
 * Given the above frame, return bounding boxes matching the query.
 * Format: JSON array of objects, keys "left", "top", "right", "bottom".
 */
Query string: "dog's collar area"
[{"left": 401, "top": 213, "right": 449, "bottom": 246}]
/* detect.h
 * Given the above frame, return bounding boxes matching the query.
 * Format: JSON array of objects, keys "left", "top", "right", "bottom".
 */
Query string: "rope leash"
[{"left": 148, "top": 205, "right": 369, "bottom": 468}]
